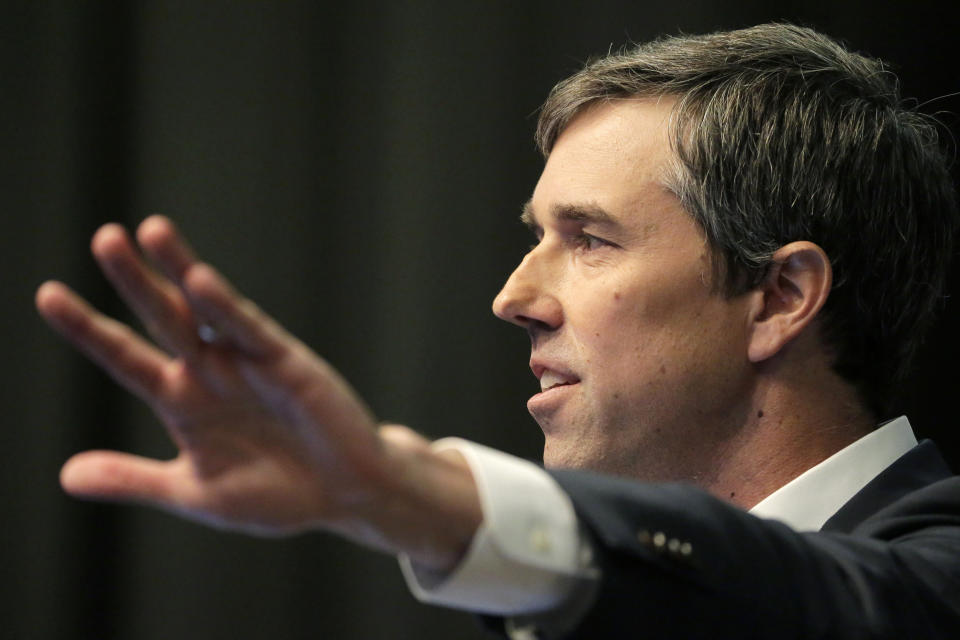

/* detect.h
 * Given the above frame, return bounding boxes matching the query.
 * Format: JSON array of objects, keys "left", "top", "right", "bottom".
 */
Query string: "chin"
[
  {"left": 544, "top": 434, "right": 646, "bottom": 479},
  {"left": 542, "top": 438, "right": 603, "bottom": 471}
]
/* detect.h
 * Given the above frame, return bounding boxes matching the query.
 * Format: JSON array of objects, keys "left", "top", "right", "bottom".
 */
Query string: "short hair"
[{"left": 536, "top": 23, "right": 958, "bottom": 419}]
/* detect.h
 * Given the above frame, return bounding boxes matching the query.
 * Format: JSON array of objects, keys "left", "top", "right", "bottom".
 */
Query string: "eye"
[{"left": 573, "top": 232, "right": 610, "bottom": 251}]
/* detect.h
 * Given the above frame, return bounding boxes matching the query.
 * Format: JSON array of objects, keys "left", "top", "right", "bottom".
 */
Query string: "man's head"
[
  {"left": 493, "top": 24, "right": 956, "bottom": 485},
  {"left": 533, "top": 23, "right": 957, "bottom": 420}
]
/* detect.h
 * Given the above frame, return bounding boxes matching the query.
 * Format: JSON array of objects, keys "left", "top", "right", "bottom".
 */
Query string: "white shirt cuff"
[{"left": 398, "top": 438, "right": 591, "bottom": 615}]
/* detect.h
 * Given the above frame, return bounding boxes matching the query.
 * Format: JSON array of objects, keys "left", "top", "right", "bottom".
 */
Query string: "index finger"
[{"left": 36, "top": 281, "right": 171, "bottom": 403}]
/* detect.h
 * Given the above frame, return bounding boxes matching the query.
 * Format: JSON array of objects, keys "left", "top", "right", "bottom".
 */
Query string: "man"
[{"left": 36, "top": 23, "right": 960, "bottom": 638}]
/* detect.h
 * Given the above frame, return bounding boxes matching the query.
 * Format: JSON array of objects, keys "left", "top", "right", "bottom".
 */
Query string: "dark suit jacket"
[{"left": 526, "top": 441, "right": 960, "bottom": 639}]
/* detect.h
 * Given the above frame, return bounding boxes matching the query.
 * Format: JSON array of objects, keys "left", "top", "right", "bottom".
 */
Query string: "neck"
[{"left": 701, "top": 361, "right": 875, "bottom": 510}]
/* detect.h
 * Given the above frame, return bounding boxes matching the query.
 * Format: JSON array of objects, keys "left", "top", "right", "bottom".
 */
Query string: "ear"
[{"left": 747, "top": 241, "right": 832, "bottom": 363}]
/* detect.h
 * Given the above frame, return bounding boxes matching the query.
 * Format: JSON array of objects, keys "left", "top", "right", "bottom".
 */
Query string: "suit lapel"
[{"left": 822, "top": 440, "right": 954, "bottom": 533}]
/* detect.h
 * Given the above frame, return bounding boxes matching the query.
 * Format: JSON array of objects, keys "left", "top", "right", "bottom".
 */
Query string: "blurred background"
[{"left": 3, "top": 1, "right": 958, "bottom": 638}]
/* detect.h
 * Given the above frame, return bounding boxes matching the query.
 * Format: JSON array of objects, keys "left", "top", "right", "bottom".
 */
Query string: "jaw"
[
  {"left": 541, "top": 428, "right": 643, "bottom": 476},
  {"left": 539, "top": 400, "right": 758, "bottom": 486}
]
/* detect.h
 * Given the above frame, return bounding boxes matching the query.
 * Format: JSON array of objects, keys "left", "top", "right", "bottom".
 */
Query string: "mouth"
[
  {"left": 531, "top": 360, "right": 580, "bottom": 390},
  {"left": 539, "top": 369, "right": 579, "bottom": 392},
  {"left": 528, "top": 380, "right": 579, "bottom": 425},
  {"left": 529, "top": 362, "right": 581, "bottom": 420}
]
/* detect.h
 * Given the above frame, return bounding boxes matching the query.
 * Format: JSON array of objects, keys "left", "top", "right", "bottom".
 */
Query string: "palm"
[{"left": 36, "top": 217, "right": 388, "bottom": 536}]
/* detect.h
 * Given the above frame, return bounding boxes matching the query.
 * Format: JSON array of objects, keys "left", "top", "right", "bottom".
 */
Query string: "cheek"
[
  {"left": 587, "top": 287, "right": 738, "bottom": 383},
  {"left": 583, "top": 302, "right": 673, "bottom": 385}
]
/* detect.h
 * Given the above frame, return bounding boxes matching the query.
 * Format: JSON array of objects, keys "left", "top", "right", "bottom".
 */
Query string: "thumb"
[
  {"left": 61, "top": 450, "right": 175, "bottom": 505},
  {"left": 377, "top": 423, "right": 432, "bottom": 454}
]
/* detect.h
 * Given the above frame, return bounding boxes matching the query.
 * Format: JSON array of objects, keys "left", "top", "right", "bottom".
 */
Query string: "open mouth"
[
  {"left": 539, "top": 370, "right": 579, "bottom": 392},
  {"left": 528, "top": 368, "right": 579, "bottom": 422}
]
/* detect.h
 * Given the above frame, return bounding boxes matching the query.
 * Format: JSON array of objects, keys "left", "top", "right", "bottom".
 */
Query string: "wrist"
[{"left": 330, "top": 425, "right": 482, "bottom": 572}]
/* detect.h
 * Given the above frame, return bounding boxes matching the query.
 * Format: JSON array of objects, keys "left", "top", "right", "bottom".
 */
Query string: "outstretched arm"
[{"left": 36, "top": 215, "right": 481, "bottom": 571}]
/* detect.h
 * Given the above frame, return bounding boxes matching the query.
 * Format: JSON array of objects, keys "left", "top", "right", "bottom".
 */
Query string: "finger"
[
  {"left": 181, "top": 263, "right": 290, "bottom": 359},
  {"left": 36, "top": 281, "right": 170, "bottom": 402},
  {"left": 91, "top": 223, "right": 200, "bottom": 358},
  {"left": 60, "top": 450, "right": 177, "bottom": 505},
  {"left": 379, "top": 424, "right": 432, "bottom": 453},
  {"left": 136, "top": 215, "right": 199, "bottom": 285},
  {"left": 137, "top": 216, "right": 249, "bottom": 355},
  {"left": 61, "top": 451, "right": 312, "bottom": 536}
]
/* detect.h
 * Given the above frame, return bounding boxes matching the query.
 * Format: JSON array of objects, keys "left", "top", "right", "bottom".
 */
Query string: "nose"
[{"left": 492, "top": 248, "right": 563, "bottom": 331}]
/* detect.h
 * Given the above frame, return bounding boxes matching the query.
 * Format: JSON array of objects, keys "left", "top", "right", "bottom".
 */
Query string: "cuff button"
[
  {"left": 529, "top": 528, "right": 552, "bottom": 554},
  {"left": 652, "top": 531, "right": 667, "bottom": 550}
]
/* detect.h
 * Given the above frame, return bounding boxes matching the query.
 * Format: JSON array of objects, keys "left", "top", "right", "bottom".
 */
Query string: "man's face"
[{"left": 493, "top": 99, "right": 757, "bottom": 483}]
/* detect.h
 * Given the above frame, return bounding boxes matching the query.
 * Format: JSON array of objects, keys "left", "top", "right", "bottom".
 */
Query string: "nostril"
[{"left": 526, "top": 317, "right": 556, "bottom": 333}]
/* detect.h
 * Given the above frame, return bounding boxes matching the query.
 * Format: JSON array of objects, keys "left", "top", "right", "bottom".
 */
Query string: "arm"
[
  {"left": 36, "top": 216, "right": 481, "bottom": 571},
  {"left": 544, "top": 469, "right": 960, "bottom": 640}
]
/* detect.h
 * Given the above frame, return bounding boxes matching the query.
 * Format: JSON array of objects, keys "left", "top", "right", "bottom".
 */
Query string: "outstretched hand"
[{"left": 36, "top": 216, "right": 480, "bottom": 568}]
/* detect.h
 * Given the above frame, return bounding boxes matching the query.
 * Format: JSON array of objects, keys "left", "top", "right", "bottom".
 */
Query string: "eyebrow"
[{"left": 520, "top": 199, "right": 619, "bottom": 231}]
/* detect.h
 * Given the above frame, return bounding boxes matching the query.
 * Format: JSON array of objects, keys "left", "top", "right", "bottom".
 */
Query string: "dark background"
[{"left": 3, "top": 1, "right": 958, "bottom": 638}]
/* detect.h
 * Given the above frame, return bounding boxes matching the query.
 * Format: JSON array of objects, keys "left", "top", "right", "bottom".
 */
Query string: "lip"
[
  {"left": 528, "top": 357, "right": 581, "bottom": 420},
  {"left": 529, "top": 358, "right": 579, "bottom": 384},
  {"left": 527, "top": 380, "right": 580, "bottom": 420}
]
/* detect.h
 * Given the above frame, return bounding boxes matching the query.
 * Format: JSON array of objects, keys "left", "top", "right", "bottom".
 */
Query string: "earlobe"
[{"left": 747, "top": 242, "right": 832, "bottom": 363}]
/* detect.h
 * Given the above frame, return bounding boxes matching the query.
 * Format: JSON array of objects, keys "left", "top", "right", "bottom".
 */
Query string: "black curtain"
[{"left": 4, "top": 2, "right": 958, "bottom": 638}]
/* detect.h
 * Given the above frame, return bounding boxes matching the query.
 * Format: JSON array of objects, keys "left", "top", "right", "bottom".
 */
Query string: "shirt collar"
[{"left": 748, "top": 416, "right": 917, "bottom": 531}]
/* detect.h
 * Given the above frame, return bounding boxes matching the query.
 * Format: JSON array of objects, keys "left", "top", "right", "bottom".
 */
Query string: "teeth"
[{"left": 540, "top": 370, "right": 573, "bottom": 392}]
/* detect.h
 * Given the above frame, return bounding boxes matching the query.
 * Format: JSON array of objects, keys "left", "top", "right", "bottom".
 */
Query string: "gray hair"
[{"left": 537, "top": 23, "right": 958, "bottom": 418}]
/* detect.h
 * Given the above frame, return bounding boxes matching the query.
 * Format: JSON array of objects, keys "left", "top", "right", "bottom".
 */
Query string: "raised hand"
[{"left": 36, "top": 216, "right": 480, "bottom": 568}]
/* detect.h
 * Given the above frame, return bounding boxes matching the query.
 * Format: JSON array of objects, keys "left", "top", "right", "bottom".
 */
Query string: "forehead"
[{"left": 530, "top": 98, "right": 679, "bottom": 225}]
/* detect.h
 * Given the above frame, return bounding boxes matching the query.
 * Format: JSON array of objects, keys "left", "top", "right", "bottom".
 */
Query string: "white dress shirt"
[
  {"left": 400, "top": 416, "right": 917, "bottom": 618},
  {"left": 750, "top": 416, "right": 916, "bottom": 530}
]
